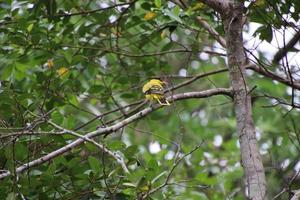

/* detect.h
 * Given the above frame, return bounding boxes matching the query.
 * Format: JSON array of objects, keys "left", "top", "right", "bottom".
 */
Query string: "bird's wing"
[
  {"left": 142, "top": 82, "right": 153, "bottom": 93},
  {"left": 144, "top": 85, "right": 164, "bottom": 95}
]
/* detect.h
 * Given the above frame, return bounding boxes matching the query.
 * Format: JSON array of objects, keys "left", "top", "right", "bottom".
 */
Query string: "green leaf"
[
  {"left": 148, "top": 158, "right": 159, "bottom": 171},
  {"left": 115, "top": 193, "right": 131, "bottom": 200},
  {"left": 124, "top": 145, "right": 138, "bottom": 159},
  {"left": 51, "top": 111, "right": 64, "bottom": 124},
  {"left": 164, "top": 9, "right": 183, "bottom": 23},
  {"left": 64, "top": 116, "right": 75, "bottom": 129},
  {"left": 89, "top": 84, "right": 105, "bottom": 94},
  {"left": 15, "top": 143, "right": 28, "bottom": 160},
  {"left": 107, "top": 140, "right": 126, "bottom": 151},
  {"left": 151, "top": 171, "right": 167, "bottom": 184},
  {"left": 53, "top": 156, "right": 67, "bottom": 166},
  {"left": 173, "top": 5, "right": 180, "bottom": 17},
  {"left": 27, "top": 23, "right": 34, "bottom": 32},
  {"left": 1, "top": 64, "right": 14, "bottom": 80},
  {"left": 120, "top": 93, "right": 135, "bottom": 99},
  {"left": 255, "top": 25, "right": 273, "bottom": 43},
  {"left": 68, "top": 95, "right": 79, "bottom": 106},
  {"left": 85, "top": 142, "right": 98, "bottom": 152},
  {"left": 15, "top": 62, "right": 28, "bottom": 72},
  {"left": 88, "top": 156, "right": 101, "bottom": 174},
  {"left": 87, "top": 64, "right": 97, "bottom": 77},
  {"left": 64, "top": 51, "right": 73, "bottom": 64},
  {"left": 67, "top": 157, "right": 81, "bottom": 169},
  {"left": 47, "top": 162, "right": 56, "bottom": 174},
  {"left": 6, "top": 192, "right": 16, "bottom": 200},
  {"left": 4, "top": 145, "right": 13, "bottom": 160},
  {"left": 141, "top": 2, "right": 152, "bottom": 11},
  {"left": 14, "top": 68, "right": 26, "bottom": 81},
  {"left": 154, "top": 0, "right": 161, "bottom": 8},
  {"left": 161, "top": 42, "right": 173, "bottom": 51}
]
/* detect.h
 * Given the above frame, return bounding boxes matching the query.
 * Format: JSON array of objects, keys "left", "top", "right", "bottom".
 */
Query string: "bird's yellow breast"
[{"left": 145, "top": 94, "right": 162, "bottom": 101}]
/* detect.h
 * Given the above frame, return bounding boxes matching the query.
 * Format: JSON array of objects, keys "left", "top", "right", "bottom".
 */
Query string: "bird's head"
[{"left": 150, "top": 79, "right": 167, "bottom": 86}]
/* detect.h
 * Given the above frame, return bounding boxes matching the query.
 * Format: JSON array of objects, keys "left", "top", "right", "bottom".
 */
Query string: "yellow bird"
[{"left": 142, "top": 79, "right": 170, "bottom": 106}]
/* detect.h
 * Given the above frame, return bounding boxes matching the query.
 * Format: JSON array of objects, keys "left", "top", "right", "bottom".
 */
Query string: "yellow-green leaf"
[
  {"left": 27, "top": 24, "right": 34, "bottom": 32},
  {"left": 144, "top": 12, "right": 156, "bottom": 20}
]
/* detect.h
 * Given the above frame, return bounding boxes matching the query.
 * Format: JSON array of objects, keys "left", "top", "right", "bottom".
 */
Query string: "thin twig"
[{"left": 141, "top": 144, "right": 203, "bottom": 199}]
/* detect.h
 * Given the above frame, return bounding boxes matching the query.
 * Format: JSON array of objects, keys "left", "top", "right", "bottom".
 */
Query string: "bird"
[{"left": 142, "top": 79, "right": 170, "bottom": 106}]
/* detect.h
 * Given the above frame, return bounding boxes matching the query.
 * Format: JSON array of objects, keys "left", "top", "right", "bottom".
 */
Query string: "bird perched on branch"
[{"left": 142, "top": 79, "right": 170, "bottom": 106}]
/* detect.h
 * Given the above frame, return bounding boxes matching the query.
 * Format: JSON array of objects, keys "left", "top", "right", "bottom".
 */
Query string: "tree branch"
[
  {"left": 247, "top": 63, "right": 300, "bottom": 90},
  {"left": 73, "top": 68, "right": 229, "bottom": 131},
  {"left": 61, "top": 45, "right": 226, "bottom": 57},
  {"left": 0, "top": 88, "right": 232, "bottom": 180},
  {"left": 51, "top": 2, "right": 133, "bottom": 18},
  {"left": 196, "top": 16, "right": 227, "bottom": 48},
  {"left": 47, "top": 120, "right": 130, "bottom": 174},
  {"left": 272, "top": 30, "right": 300, "bottom": 64},
  {"left": 168, "top": 0, "right": 228, "bottom": 60},
  {"left": 291, "top": 190, "right": 300, "bottom": 200}
]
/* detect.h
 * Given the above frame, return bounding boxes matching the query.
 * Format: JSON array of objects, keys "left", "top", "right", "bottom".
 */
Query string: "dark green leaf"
[
  {"left": 88, "top": 156, "right": 101, "bottom": 174},
  {"left": 124, "top": 145, "right": 138, "bottom": 159}
]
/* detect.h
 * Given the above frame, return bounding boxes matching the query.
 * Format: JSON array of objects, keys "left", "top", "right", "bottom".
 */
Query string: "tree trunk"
[{"left": 223, "top": 2, "right": 267, "bottom": 199}]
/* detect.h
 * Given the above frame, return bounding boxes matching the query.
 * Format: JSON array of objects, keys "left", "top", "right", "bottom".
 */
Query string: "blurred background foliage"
[{"left": 0, "top": 0, "right": 300, "bottom": 199}]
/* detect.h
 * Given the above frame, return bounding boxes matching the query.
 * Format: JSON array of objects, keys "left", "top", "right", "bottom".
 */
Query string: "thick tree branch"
[
  {"left": 291, "top": 189, "right": 300, "bottom": 200},
  {"left": 196, "top": 16, "right": 227, "bottom": 48},
  {"left": 247, "top": 63, "right": 300, "bottom": 90},
  {"left": 272, "top": 31, "right": 300, "bottom": 64},
  {"left": 0, "top": 88, "right": 232, "bottom": 180}
]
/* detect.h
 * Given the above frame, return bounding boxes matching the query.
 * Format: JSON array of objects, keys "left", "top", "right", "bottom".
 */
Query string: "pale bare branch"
[
  {"left": 291, "top": 190, "right": 300, "bottom": 200},
  {"left": 0, "top": 88, "right": 232, "bottom": 180},
  {"left": 47, "top": 120, "right": 130, "bottom": 174}
]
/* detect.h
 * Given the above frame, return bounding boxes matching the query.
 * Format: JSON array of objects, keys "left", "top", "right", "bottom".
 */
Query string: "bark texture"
[{"left": 222, "top": 2, "right": 267, "bottom": 200}]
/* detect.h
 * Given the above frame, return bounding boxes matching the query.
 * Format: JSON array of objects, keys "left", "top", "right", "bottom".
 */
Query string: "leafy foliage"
[{"left": 0, "top": 0, "right": 300, "bottom": 199}]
